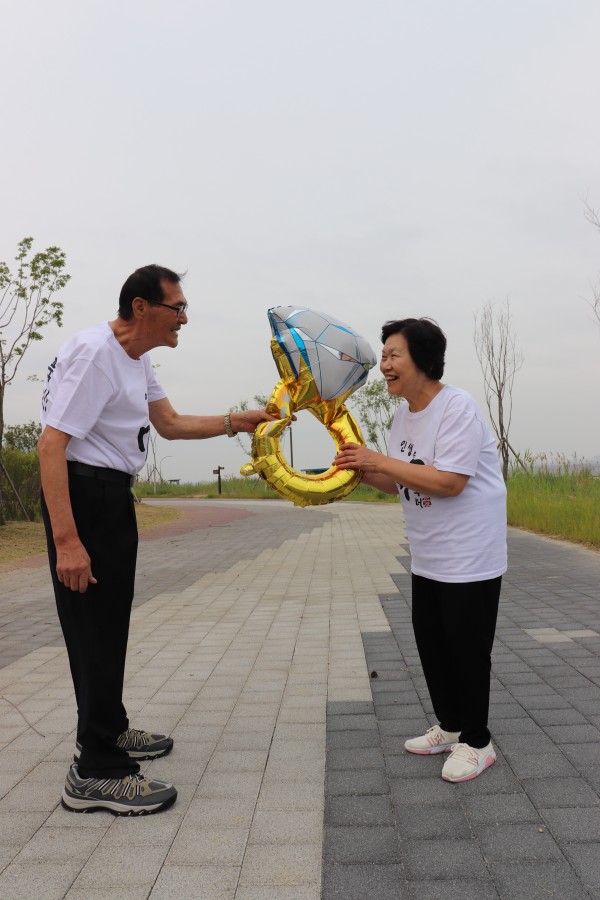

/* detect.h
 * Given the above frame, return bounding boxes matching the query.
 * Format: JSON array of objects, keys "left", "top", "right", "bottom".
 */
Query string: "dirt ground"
[{"left": 0, "top": 504, "right": 183, "bottom": 566}]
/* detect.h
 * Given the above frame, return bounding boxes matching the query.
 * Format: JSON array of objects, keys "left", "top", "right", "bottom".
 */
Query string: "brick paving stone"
[
  {"left": 488, "top": 862, "right": 589, "bottom": 900},
  {"left": 326, "top": 748, "right": 385, "bottom": 770},
  {"left": 378, "top": 717, "right": 428, "bottom": 736},
  {"left": 561, "top": 742, "right": 600, "bottom": 768},
  {"left": 407, "top": 883, "right": 500, "bottom": 900},
  {"left": 325, "top": 769, "right": 389, "bottom": 797},
  {"left": 402, "top": 838, "right": 489, "bottom": 880},
  {"left": 494, "top": 733, "right": 557, "bottom": 753},
  {"left": 150, "top": 865, "right": 240, "bottom": 899},
  {"left": 521, "top": 776, "right": 600, "bottom": 808},
  {"left": 521, "top": 694, "right": 572, "bottom": 709},
  {"left": 239, "top": 843, "right": 322, "bottom": 886},
  {"left": 325, "top": 729, "right": 380, "bottom": 749},
  {"left": 487, "top": 702, "right": 529, "bottom": 719},
  {"left": 543, "top": 723, "right": 600, "bottom": 743},
  {"left": 322, "top": 864, "right": 408, "bottom": 900},
  {"left": 235, "top": 889, "right": 320, "bottom": 900},
  {"left": 462, "top": 792, "right": 540, "bottom": 826},
  {"left": 325, "top": 794, "right": 395, "bottom": 827},
  {"left": 324, "top": 825, "right": 400, "bottom": 864},
  {"left": 539, "top": 807, "right": 600, "bottom": 843},
  {"left": 395, "top": 805, "right": 472, "bottom": 840},
  {"left": 385, "top": 754, "right": 449, "bottom": 779},
  {"left": 562, "top": 844, "right": 600, "bottom": 892},
  {"left": 529, "top": 707, "right": 588, "bottom": 725},
  {"left": 477, "top": 823, "right": 564, "bottom": 862},
  {"left": 501, "top": 750, "right": 578, "bottom": 779},
  {"left": 390, "top": 777, "right": 461, "bottom": 808},
  {"left": 326, "top": 714, "right": 378, "bottom": 731},
  {"left": 491, "top": 716, "right": 542, "bottom": 734},
  {"left": 325, "top": 701, "right": 374, "bottom": 716}
]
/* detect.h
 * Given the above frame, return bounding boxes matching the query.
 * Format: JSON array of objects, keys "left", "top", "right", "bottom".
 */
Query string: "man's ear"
[{"left": 132, "top": 296, "right": 145, "bottom": 318}]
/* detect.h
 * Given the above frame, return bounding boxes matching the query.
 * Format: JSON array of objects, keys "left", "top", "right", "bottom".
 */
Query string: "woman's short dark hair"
[
  {"left": 381, "top": 318, "right": 446, "bottom": 380},
  {"left": 118, "top": 265, "right": 182, "bottom": 320}
]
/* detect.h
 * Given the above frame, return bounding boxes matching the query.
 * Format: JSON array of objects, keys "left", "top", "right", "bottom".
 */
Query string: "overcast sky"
[{"left": 2, "top": 0, "right": 599, "bottom": 483}]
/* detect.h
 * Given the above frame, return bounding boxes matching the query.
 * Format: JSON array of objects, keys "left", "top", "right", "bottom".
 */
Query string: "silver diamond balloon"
[{"left": 268, "top": 306, "right": 376, "bottom": 401}]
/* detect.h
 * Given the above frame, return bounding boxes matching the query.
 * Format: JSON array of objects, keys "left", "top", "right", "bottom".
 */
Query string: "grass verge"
[
  {"left": 507, "top": 470, "right": 600, "bottom": 549},
  {"left": 135, "top": 476, "right": 399, "bottom": 503},
  {"left": 0, "top": 503, "right": 182, "bottom": 566}
]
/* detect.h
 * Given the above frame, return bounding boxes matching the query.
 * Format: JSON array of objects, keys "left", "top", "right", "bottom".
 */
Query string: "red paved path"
[{"left": 0, "top": 504, "right": 255, "bottom": 574}]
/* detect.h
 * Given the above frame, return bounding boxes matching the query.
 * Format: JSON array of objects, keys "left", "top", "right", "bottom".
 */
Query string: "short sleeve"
[
  {"left": 433, "top": 396, "right": 484, "bottom": 476},
  {"left": 44, "top": 358, "right": 114, "bottom": 439},
  {"left": 144, "top": 355, "right": 167, "bottom": 403}
]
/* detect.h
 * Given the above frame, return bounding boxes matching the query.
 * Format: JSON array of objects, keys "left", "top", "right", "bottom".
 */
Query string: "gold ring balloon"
[{"left": 241, "top": 306, "right": 376, "bottom": 507}]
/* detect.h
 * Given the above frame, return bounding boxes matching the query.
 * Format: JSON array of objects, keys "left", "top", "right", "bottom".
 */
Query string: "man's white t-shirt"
[
  {"left": 40, "top": 322, "right": 166, "bottom": 475},
  {"left": 388, "top": 384, "right": 507, "bottom": 583}
]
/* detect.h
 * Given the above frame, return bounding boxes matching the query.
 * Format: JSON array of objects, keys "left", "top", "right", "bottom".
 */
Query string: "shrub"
[{"left": 0, "top": 448, "right": 41, "bottom": 522}]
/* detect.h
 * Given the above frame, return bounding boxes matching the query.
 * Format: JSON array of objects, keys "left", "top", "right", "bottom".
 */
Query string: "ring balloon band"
[{"left": 241, "top": 307, "right": 376, "bottom": 507}]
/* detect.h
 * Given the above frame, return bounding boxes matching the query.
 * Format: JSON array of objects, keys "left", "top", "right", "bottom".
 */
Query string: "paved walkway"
[{"left": 0, "top": 500, "right": 599, "bottom": 899}]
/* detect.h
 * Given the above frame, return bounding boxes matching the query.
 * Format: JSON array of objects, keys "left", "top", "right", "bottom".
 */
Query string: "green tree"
[
  {"left": 230, "top": 394, "right": 270, "bottom": 457},
  {"left": 0, "top": 238, "right": 70, "bottom": 524},
  {"left": 4, "top": 420, "right": 42, "bottom": 453},
  {"left": 350, "top": 376, "right": 402, "bottom": 454},
  {"left": 0, "top": 238, "right": 70, "bottom": 447}
]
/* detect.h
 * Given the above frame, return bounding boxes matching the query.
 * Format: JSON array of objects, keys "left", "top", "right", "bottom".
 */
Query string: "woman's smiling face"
[{"left": 380, "top": 332, "right": 423, "bottom": 399}]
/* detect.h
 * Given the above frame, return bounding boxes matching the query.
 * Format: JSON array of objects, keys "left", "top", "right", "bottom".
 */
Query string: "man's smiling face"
[{"left": 144, "top": 279, "right": 188, "bottom": 349}]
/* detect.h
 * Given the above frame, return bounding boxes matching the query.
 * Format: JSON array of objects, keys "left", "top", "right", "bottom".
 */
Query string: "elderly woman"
[{"left": 334, "top": 318, "right": 507, "bottom": 783}]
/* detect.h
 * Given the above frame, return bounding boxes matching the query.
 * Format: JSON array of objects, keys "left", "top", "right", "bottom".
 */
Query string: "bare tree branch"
[
  {"left": 473, "top": 299, "right": 524, "bottom": 481},
  {"left": 584, "top": 199, "right": 600, "bottom": 327}
]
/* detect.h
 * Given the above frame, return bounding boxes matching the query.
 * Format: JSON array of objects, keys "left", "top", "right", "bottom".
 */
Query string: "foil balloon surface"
[{"left": 240, "top": 306, "right": 377, "bottom": 507}]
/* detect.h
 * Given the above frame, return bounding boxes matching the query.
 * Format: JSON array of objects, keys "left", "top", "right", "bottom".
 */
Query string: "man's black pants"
[
  {"left": 41, "top": 467, "right": 140, "bottom": 778},
  {"left": 411, "top": 573, "right": 502, "bottom": 749}
]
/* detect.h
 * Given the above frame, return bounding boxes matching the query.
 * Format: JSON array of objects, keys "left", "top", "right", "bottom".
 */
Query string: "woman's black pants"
[
  {"left": 41, "top": 468, "right": 140, "bottom": 778},
  {"left": 411, "top": 573, "right": 502, "bottom": 749}
]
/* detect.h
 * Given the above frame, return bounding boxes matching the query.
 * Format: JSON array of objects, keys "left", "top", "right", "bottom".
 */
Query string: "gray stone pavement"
[{"left": 0, "top": 500, "right": 599, "bottom": 899}]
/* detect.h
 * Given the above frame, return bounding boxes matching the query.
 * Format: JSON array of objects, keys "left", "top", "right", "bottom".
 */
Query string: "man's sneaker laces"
[
  {"left": 74, "top": 728, "right": 173, "bottom": 762},
  {"left": 62, "top": 764, "right": 177, "bottom": 816}
]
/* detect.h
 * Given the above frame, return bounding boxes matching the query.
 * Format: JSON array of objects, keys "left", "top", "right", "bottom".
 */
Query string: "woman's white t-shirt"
[
  {"left": 388, "top": 384, "right": 507, "bottom": 583},
  {"left": 40, "top": 322, "right": 166, "bottom": 475}
]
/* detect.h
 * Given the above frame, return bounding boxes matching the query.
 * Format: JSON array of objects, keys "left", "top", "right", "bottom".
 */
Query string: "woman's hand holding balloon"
[{"left": 334, "top": 442, "right": 384, "bottom": 472}]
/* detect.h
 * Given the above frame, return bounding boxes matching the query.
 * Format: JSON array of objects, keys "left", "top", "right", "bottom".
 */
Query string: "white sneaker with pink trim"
[
  {"left": 404, "top": 725, "right": 461, "bottom": 755},
  {"left": 441, "top": 741, "right": 496, "bottom": 782}
]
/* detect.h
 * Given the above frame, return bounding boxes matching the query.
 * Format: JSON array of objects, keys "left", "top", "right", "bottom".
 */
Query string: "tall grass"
[{"left": 507, "top": 455, "right": 600, "bottom": 548}]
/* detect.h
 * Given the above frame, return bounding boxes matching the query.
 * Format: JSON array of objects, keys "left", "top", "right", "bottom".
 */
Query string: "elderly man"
[{"left": 38, "top": 264, "right": 271, "bottom": 815}]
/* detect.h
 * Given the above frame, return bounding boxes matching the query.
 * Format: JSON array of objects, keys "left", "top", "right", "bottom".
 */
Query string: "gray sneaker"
[
  {"left": 75, "top": 728, "right": 174, "bottom": 762},
  {"left": 62, "top": 764, "right": 177, "bottom": 815}
]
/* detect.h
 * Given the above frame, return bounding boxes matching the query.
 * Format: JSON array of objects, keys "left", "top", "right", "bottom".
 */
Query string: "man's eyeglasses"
[{"left": 147, "top": 300, "right": 188, "bottom": 318}]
